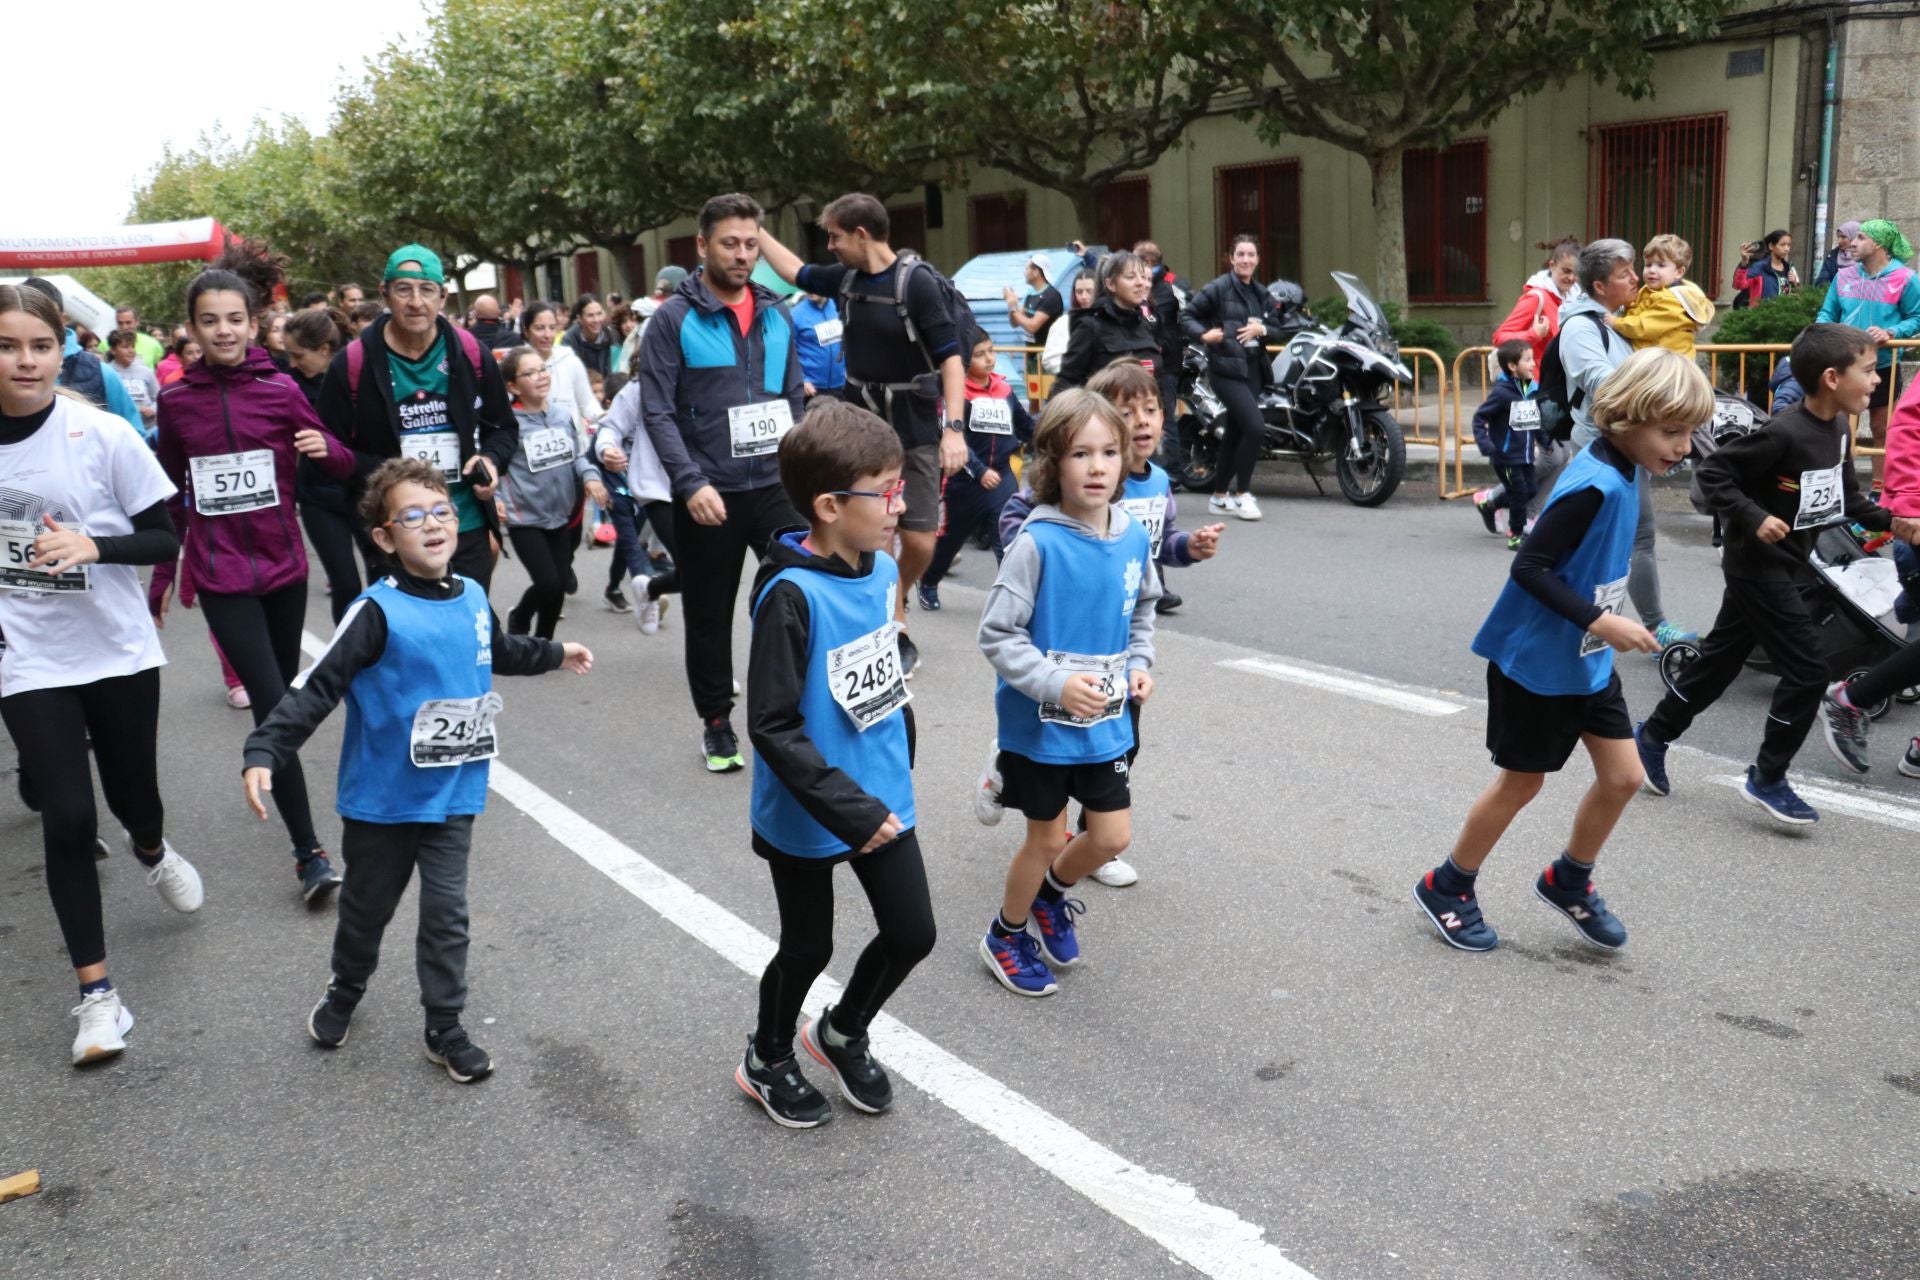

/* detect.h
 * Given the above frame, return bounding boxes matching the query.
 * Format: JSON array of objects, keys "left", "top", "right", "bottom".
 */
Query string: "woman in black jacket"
[
  {"left": 1056, "top": 250, "right": 1163, "bottom": 391},
  {"left": 1181, "top": 235, "right": 1272, "bottom": 520}
]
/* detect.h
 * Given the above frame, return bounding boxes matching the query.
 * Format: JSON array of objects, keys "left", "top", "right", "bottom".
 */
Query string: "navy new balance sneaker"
[
  {"left": 1634, "top": 722, "right": 1670, "bottom": 797},
  {"left": 1533, "top": 865, "right": 1628, "bottom": 950},
  {"left": 1412, "top": 872, "right": 1498, "bottom": 952},
  {"left": 1741, "top": 766, "right": 1818, "bottom": 826}
]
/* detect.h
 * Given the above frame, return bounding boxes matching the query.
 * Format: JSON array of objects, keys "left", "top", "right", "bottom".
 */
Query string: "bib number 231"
[
  {"left": 827, "top": 622, "right": 910, "bottom": 731},
  {"left": 410, "top": 693, "right": 503, "bottom": 767}
]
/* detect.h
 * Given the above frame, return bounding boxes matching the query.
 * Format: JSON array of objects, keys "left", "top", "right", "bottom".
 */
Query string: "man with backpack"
[{"left": 758, "top": 194, "right": 970, "bottom": 677}]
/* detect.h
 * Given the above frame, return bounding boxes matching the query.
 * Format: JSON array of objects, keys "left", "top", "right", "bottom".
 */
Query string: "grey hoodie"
[
  {"left": 978, "top": 502, "right": 1161, "bottom": 706},
  {"left": 500, "top": 404, "right": 595, "bottom": 529},
  {"left": 1556, "top": 292, "right": 1626, "bottom": 443}
]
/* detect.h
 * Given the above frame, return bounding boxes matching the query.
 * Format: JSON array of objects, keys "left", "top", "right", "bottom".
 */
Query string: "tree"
[{"left": 1190, "top": 0, "right": 1735, "bottom": 304}]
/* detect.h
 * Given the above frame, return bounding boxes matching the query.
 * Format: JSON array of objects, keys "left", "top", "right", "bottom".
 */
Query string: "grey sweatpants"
[{"left": 331, "top": 815, "right": 475, "bottom": 1030}]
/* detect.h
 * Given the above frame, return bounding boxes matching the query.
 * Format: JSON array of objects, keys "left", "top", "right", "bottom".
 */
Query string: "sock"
[
  {"left": 130, "top": 840, "right": 163, "bottom": 869},
  {"left": 823, "top": 1005, "right": 861, "bottom": 1048},
  {"left": 1430, "top": 857, "right": 1478, "bottom": 897},
  {"left": 991, "top": 911, "right": 1025, "bottom": 938},
  {"left": 1037, "top": 869, "right": 1073, "bottom": 901},
  {"left": 1833, "top": 681, "right": 1858, "bottom": 708},
  {"left": 1549, "top": 851, "right": 1593, "bottom": 893},
  {"left": 79, "top": 976, "right": 112, "bottom": 998}
]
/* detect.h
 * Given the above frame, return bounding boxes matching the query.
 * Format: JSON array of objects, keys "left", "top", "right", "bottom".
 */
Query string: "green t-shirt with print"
[{"left": 388, "top": 334, "right": 482, "bottom": 532}]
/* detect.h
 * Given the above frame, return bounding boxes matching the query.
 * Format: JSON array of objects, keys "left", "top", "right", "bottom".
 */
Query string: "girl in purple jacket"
[{"left": 150, "top": 242, "right": 361, "bottom": 904}]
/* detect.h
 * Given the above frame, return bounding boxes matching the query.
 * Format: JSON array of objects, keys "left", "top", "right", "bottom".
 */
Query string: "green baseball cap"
[{"left": 383, "top": 244, "right": 445, "bottom": 285}]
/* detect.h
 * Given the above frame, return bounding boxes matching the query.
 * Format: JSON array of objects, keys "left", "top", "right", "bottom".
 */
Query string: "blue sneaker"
[
  {"left": 1533, "top": 866, "right": 1628, "bottom": 950},
  {"left": 917, "top": 582, "right": 941, "bottom": 612},
  {"left": 1652, "top": 621, "right": 1698, "bottom": 650},
  {"left": 980, "top": 927, "right": 1057, "bottom": 997},
  {"left": 1412, "top": 872, "right": 1498, "bottom": 952},
  {"left": 1634, "top": 722, "right": 1670, "bottom": 797},
  {"left": 1027, "top": 893, "right": 1085, "bottom": 967},
  {"left": 1741, "top": 766, "right": 1818, "bottom": 826}
]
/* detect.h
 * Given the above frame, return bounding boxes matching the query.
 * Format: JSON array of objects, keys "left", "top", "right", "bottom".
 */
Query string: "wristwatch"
[{"left": 945, "top": 419, "right": 966, "bottom": 433}]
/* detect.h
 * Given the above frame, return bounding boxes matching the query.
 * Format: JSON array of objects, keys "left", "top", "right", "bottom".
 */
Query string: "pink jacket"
[{"left": 1883, "top": 376, "right": 1920, "bottom": 517}]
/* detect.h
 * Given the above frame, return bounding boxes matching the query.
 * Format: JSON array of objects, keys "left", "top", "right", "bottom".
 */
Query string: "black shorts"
[
  {"left": 1484, "top": 661, "right": 1632, "bottom": 774},
  {"left": 1870, "top": 368, "right": 1904, "bottom": 411},
  {"left": 997, "top": 748, "right": 1132, "bottom": 822}
]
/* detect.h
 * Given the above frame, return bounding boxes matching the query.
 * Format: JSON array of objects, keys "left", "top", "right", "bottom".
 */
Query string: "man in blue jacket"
[{"left": 638, "top": 193, "right": 807, "bottom": 774}]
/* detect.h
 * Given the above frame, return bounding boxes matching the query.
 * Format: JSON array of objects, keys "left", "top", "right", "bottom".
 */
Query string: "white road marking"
[
  {"left": 299, "top": 629, "right": 1318, "bottom": 1280},
  {"left": 1709, "top": 773, "right": 1920, "bottom": 832},
  {"left": 1222, "top": 656, "right": 1467, "bottom": 717}
]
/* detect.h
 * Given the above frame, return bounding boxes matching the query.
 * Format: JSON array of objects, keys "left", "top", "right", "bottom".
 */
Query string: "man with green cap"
[
  {"left": 316, "top": 244, "right": 519, "bottom": 589},
  {"left": 1818, "top": 219, "right": 1920, "bottom": 486}
]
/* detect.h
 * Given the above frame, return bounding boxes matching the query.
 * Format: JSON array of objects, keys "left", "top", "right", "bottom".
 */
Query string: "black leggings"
[
  {"left": 1213, "top": 374, "right": 1264, "bottom": 494},
  {"left": 2, "top": 668, "right": 164, "bottom": 970},
  {"left": 754, "top": 831, "right": 936, "bottom": 1063},
  {"left": 200, "top": 585, "right": 321, "bottom": 860},
  {"left": 506, "top": 525, "right": 573, "bottom": 639},
  {"left": 301, "top": 496, "right": 367, "bottom": 625},
  {"left": 1848, "top": 636, "right": 1920, "bottom": 706},
  {"left": 641, "top": 500, "right": 681, "bottom": 601}
]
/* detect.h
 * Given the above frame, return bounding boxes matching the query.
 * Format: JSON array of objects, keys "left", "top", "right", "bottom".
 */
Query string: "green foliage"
[{"left": 1711, "top": 286, "right": 1828, "bottom": 346}]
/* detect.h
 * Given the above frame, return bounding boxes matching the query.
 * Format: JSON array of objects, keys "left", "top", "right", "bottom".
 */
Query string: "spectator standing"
[{"left": 792, "top": 292, "right": 847, "bottom": 401}]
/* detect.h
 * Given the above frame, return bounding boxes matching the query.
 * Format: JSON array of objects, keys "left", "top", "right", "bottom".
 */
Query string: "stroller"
[
  {"left": 1688, "top": 393, "right": 1766, "bottom": 547},
  {"left": 1659, "top": 524, "right": 1917, "bottom": 719}
]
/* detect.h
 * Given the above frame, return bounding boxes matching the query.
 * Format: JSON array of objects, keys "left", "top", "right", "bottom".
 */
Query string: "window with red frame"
[
  {"left": 1587, "top": 114, "right": 1727, "bottom": 295},
  {"left": 1217, "top": 161, "right": 1301, "bottom": 282},
  {"left": 573, "top": 249, "right": 600, "bottom": 298},
  {"left": 1094, "top": 178, "right": 1152, "bottom": 253},
  {"left": 1403, "top": 140, "right": 1488, "bottom": 302},
  {"left": 969, "top": 194, "right": 1029, "bottom": 256}
]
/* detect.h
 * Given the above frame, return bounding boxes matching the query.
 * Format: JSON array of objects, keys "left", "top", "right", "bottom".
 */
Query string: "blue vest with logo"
[
  {"left": 338, "top": 576, "right": 495, "bottom": 823},
  {"left": 995, "top": 513, "right": 1150, "bottom": 764},
  {"left": 1120, "top": 463, "right": 1174, "bottom": 562},
  {"left": 749, "top": 543, "right": 915, "bottom": 857},
  {"left": 1471, "top": 445, "right": 1638, "bottom": 695}
]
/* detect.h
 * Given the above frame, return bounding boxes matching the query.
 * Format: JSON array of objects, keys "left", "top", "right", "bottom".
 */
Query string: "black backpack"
[
  {"left": 837, "top": 251, "right": 981, "bottom": 399},
  {"left": 1534, "top": 310, "right": 1613, "bottom": 443}
]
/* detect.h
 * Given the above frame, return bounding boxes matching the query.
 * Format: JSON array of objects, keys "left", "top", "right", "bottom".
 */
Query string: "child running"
[
  {"left": 1416, "top": 349, "right": 1708, "bottom": 952},
  {"left": 1611, "top": 233, "right": 1715, "bottom": 360},
  {"left": 0, "top": 283, "right": 205, "bottom": 1066},
  {"left": 1637, "top": 324, "right": 1899, "bottom": 825},
  {"left": 978, "top": 387, "right": 1159, "bottom": 995},
  {"left": 242, "top": 458, "right": 592, "bottom": 1083},
  {"left": 150, "top": 241, "right": 360, "bottom": 904},
  {"left": 916, "top": 333, "right": 1034, "bottom": 612},
  {"left": 738, "top": 399, "right": 935, "bottom": 1128},
  {"left": 1471, "top": 339, "right": 1541, "bottom": 550},
  {"left": 497, "top": 346, "right": 610, "bottom": 638}
]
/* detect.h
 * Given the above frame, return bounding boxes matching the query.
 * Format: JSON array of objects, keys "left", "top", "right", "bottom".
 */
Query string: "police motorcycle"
[{"left": 1171, "top": 271, "right": 1412, "bottom": 507}]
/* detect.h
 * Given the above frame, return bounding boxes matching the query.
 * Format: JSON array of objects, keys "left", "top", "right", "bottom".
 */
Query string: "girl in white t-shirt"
[{"left": 0, "top": 284, "right": 206, "bottom": 1069}]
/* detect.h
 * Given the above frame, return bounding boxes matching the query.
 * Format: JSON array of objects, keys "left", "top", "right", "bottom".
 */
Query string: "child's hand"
[
  {"left": 1756, "top": 515, "right": 1791, "bottom": 543},
  {"left": 1188, "top": 522, "right": 1225, "bottom": 559},
  {"left": 1129, "top": 669, "right": 1154, "bottom": 705},
  {"left": 292, "top": 428, "right": 334, "bottom": 459},
  {"left": 560, "top": 642, "right": 593, "bottom": 674},
  {"left": 1894, "top": 516, "right": 1920, "bottom": 545},
  {"left": 30, "top": 516, "right": 97, "bottom": 574},
  {"left": 1588, "top": 613, "right": 1658, "bottom": 654},
  {"left": 586, "top": 478, "right": 610, "bottom": 507},
  {"left": 860, "top": 812, "right": 903, "bottom": 854},
  {"left": 150, "top": 583, "right": 172, "bottom": 629},
  {"left": 1531, "top": 310, "right": 1551, "bottom": 341},
  {"left": 980, "top": 468, "right": 1001, "bottom": 490},
  {"left": 243, "top": 767, "right": 274, "bottom": 821},
  {"left": 600, "top": 444, "right": 628, "bottom": 472},
  {"left": 1059, "top": 673, "right": 1110, "bottom": 719}
]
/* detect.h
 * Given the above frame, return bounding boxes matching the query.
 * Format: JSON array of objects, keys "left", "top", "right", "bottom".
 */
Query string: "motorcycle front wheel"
[
  {"left": 1173, "top": 412, "right": 1221, "bottom": 492},
  {"left": 1335, "top": 405, "right": 1405, "bottom": 507}
]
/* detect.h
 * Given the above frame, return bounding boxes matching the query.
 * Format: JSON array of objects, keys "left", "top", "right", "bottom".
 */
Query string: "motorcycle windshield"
[{"left": 1332, "top": 271, "right": 1391, "bottom": 335}]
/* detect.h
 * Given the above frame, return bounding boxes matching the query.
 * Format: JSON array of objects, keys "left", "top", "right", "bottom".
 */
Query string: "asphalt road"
[{"left": 3, "top": 463, "right": 1917, "bottom": 1280}]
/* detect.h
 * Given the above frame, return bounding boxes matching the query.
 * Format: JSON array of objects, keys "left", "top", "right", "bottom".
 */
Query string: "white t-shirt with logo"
[{"left": 0, "top": 396, "right": 176, "bottom": 696}]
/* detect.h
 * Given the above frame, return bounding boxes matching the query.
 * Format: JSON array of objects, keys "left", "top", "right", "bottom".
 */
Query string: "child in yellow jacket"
[{"left": 1611, "top": 233, "right": 1715, "bottom": 360}]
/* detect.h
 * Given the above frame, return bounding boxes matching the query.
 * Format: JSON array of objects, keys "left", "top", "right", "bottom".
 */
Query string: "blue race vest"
[
  {"left": 749, "top": 542, "right": 915, "bottom": 857},
  {"left": 995, "top": 513, "right": 1150, "bottom": 764},
  {"left": 1471, "top": 446, "right": 1637, "bottom": 695},
  {"left": 337, "top": 576, "right": 497, "bottom": 823},
  {"left": 1119, "top": 463, "right": 1173, "bottom": 562}
]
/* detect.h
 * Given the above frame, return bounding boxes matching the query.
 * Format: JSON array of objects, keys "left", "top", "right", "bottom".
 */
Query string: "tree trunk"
[
  {"left": 1368, "top": 146, "right": 1409, "bottom": 307},
  {"left": 1068, "top": 186, "right": 1100, "bottom": 242}
]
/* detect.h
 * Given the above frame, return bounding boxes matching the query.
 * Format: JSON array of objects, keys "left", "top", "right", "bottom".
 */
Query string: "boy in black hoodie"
[{"left": 1636, "top": 324, "right": 1908, "bottom": 826}]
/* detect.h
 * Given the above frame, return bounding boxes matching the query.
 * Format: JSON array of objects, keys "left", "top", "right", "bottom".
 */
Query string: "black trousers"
[
  {"left": 1213, "top": 374, "right": 1263, "bottom": 493},
  {"left": 673, "top": 483, "right": 799, "bottom": 722},
  {"left": 301, "top": 498, "right": 368, "bottom": 625},
  {"left": 2, "top": 668, "right": 164, "bottom": 969},
  {"left": 1644, "top": 576, "right": 1827, "bottom": 782},
  {"left": 331, "top": 815, "right": 474, "bottom": 1029},
  {"left": 924, "top": 471, "right": 1015, "bottom": 588},
  {"left": 200, "top": 585, "right": 322, "bottom": 860},
  {"left": 505, "top": 525, "right": 573, "bottom": 639},
  {"left": 754, "top": 832, "right": 936, "bottom": 1063},
  {"left": 1849, "top": 637, "right": 1920, "bottom": 706}
]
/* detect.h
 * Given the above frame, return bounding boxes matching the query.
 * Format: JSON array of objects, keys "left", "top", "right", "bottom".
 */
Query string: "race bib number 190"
[
  {"left": 0, "top": 519, "right": 88, "bottom": 593},
  {"left": 1038, "top": 651, "right": 1126, "bottom": 726},
  {"left": 826, "top": 621, "right": 910, "bottom": 731},
  {"left": 409, "top": 693, "right": 503, "bottom": 767},
  {"left": 728, "top": 401, "right": 795, "bottom": 457}
]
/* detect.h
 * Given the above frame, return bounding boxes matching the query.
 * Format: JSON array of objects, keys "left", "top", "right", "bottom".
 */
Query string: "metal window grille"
[
  {"left": 1217, "top": 160, "right": 1302, "bottom": 281},
  {"left": 888, "top": 205, "right": 927, "bottom": 256},
  {"left": 1403, "top": 140, "right": 1488, "bottom": 302},
  {"left": 969, "top": 194, "right": 1030, "bottom": 257},
  {"left": 1588, "top": 114, "right": 1727, "bottom": 295},
  {"left": 665, "top": 236, "right": 698, "bottom": 271},
  {"left": 573, "top": 249, "right": 600, "bottom": 298},
  {"left": 1094, "top": 178, "right": 1152, "bottom": 253}
]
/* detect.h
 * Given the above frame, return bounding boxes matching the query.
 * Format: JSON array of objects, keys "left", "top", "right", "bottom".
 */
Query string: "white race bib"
[
  {"left": 1794, "top": 463, "right": 1843, "bottom": 531},
  {"left": 1119, "top": 497, "right": 1168, "bottom": 559},
  {"left": 813, "top": 319, "right": 844, "bottom": 346},
  {"left": 0, "top": 519, "right": 88, "bottom": 593},
  {"left": 1508, "top": 400, "right": 1541, "bottom": 433},
  {"left": 728, "top": 401, "right": 795, "bottom": 458},
  {"left": 1713, "top": 401, "right": 1755, "bottom": 433},
  {"left": 1038, "top": 650, "right": 1127, "bottom": 726},
  {"left": 1579, "top": 576, "right": 1629, "bottom": 658},
  {"left": 404, "top": 431, "right": 462, "bottom": 482},
  {"left": 524, "top": 427, "right": 574, "bottom": 473},
  {"left": 971, "top": 398, "right": 1014, "bottom": 436},
  {"left": 826, "top": 621, "right": 910, "bottom": 731},
  {"left": 409, "top": 692, "right": 503, "bottom": 767},
  {"left": 189, "top": 449, "right": 278, "bottom": 516}
]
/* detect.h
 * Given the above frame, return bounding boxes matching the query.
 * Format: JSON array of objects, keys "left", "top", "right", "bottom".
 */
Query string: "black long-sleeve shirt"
[
  {"left": 1508, "top": 438, "right": 1635, "bottom": 630},
  {"left": 242, "top": 568, "right": 562, "bottom": 775}
]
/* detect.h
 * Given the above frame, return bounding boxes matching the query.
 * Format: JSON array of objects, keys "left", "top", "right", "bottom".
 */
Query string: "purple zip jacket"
[{"left": 150, "top": 346, "right": 355, "bottom": 601}]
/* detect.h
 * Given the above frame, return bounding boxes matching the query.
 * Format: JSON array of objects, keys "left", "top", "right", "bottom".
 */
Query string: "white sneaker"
[
  {"left": 973, "top": 738, "right": 1005, "bottom": 826},
  {"left": 70, "top": 989, "right": 133, "bottom": 1065},
  {"left": 1091, "top": 857, "right": 1139, "bottom": 887},
  {"left": 140, "top": 838, "right": 204, "bottom": 913},
  {"left": 1207, "top": 494, "right": 1239, "bottom": 516},
  {"left": 1232, "top": 493, "right": 1263, "bottom": 521}
]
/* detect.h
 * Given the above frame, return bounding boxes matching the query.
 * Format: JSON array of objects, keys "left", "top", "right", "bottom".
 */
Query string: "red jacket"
[
  {"left": 150, "top": 346, "right": 355, "bottom": 602},
  {"left": 1490, "top": 272, "right": 1571, "bottom": 367},
  {"left": 1883, "top": 375, "right": 1920, "bottom": 517}
]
